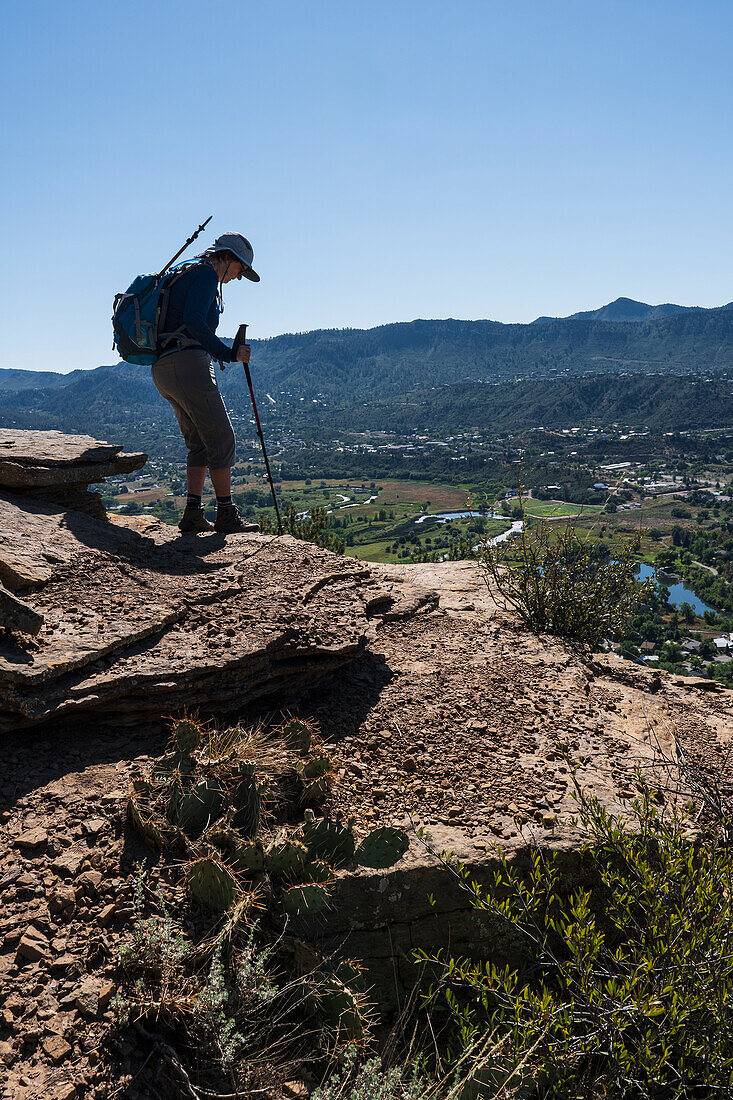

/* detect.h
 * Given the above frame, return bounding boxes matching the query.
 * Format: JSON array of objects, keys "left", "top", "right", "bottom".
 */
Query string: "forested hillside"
[
  {"left": 2, "top": 306, "right": 733, "bottom": 446},
  {"left": 331, "top": 375, "right": 733, "bottom": 435}
]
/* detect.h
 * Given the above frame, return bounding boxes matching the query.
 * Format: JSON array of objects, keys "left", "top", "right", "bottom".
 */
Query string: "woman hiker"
[{"left": 151, "top": 231, "right": 261, "bottom": 535}]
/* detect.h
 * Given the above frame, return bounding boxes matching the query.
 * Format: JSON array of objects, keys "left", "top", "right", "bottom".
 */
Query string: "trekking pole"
[
  {"left": 156, "top": 215, "right": 213, "bottom": 279},
  {"left": 233, "top": 325, "right": 284, "bottom": 535}
]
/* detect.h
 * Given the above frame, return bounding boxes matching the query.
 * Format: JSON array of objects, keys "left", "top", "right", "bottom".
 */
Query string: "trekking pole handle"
[
  {"left": 232, "top": 324, "right": 248, "bottom": 359},
  {"left": 221, "top": 322, "right": 248, "bottom": 372}
]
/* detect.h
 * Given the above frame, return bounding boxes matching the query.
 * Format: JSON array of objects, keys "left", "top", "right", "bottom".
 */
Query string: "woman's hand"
[{"left": 235, "top": 343, "right": 251, "bottom": 365}]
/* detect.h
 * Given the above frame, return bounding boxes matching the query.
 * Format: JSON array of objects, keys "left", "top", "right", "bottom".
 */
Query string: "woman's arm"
[{"left": 182, "top": 265, "right": 235, "bottom": 362}]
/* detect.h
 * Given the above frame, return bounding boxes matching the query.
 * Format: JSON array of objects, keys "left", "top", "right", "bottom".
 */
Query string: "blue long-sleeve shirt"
[{"left": 159, "top": 260, "right": 235, "bottom": 362}]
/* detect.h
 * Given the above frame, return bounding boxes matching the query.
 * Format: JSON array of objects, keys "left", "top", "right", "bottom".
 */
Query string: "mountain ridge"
[
  {"left": 533, "top": 295, "right": 733, "bottom": 325},
  {"left": 2, "top": 304, "right": 733, "bottom": 443}
]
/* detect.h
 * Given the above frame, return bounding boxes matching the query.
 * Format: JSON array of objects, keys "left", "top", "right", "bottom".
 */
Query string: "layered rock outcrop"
[
  {"left": 0, "top": 430, "right": 146, "bottom": 520},
  {"left": 0, "top": 432, "right": 433, "bottom": 735}
]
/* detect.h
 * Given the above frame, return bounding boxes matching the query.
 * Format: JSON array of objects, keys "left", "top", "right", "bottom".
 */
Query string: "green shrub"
[
  {"left": 419, "top": 782, "right": 733, "bottom": 1097},
  {"left": 259, "top": 503, "right": 346, "bottom": 553},
  {"left": 311, "top": 1046, "right": 427, "bottom": 1100},
  {"left": 480, "top": 501, "right": 652, "bottom": 649}
]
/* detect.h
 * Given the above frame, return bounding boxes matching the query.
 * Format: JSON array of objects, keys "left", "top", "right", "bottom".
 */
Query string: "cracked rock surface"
[{"left": 0, "top": 509, "right": 399, "bottom": 735}]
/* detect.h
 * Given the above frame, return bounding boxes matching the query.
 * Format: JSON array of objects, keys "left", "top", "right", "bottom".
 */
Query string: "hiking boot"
[
  {"left": 214, "top": 504, "right": 260, "bottom": 535},
  {"left": 178, "top": 504, "right": 213, "bottom": 534}
]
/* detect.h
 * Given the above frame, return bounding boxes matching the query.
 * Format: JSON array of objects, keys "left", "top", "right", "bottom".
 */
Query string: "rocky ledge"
[
  {"left": 0, "top": 432, "right": 434, "bottom": 735},
  {"left": 0, "top": 430, "right": 146, "bottom": 520}
]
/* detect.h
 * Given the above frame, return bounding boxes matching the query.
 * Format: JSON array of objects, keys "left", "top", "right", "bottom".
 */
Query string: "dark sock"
[
  {"left": 216, "top": 495, "right": 233, "bottom": 507},
  {"left": 186, "top": 493, "right": 202, "bottom": 509}
]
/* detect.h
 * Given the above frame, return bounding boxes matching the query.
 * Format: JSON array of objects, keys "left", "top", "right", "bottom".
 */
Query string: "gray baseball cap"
[{"left": 206, "top": 232, "right": 260, "bottom": 282}]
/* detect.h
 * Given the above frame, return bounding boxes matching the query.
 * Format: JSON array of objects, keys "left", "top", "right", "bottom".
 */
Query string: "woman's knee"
[{"left": 207, "top": 426, "right": 236, "bottom": 469}]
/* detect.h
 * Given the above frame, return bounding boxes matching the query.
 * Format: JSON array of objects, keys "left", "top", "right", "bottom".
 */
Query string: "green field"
[{"left": 524, "top": 499, "right": 604, "bottom": 518}]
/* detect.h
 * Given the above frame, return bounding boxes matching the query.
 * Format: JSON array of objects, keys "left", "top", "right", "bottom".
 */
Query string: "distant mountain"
[
  {"left": 533, "top": 296, "right": 733, "bottom": 324},
  {"left": 0, "top": 368, "right": 73, "bottom": 391},
  {"left": 2, "top": 306, "right": 733, "bottom": 445}
]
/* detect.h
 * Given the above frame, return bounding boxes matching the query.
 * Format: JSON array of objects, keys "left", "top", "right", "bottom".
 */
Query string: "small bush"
[
  {"left": 311, "top": 1046, "right": 427, "bottom": 1100},
  {"left": 420, "top": 780, "right": 733, "bottom": 1097},
  {"left": 480, "top": 499, "right": 652, "bottom": 649},
  {"left": 260, "top": 503, "right": 346, "bottom": 553}
]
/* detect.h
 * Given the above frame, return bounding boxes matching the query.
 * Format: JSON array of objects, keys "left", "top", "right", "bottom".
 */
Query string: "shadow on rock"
[
  {"left": 303, "top": 650, "right": 394, "bottom": 743},
  {"left": 0, "top": 722, "right": 168, "bottom": 812}
]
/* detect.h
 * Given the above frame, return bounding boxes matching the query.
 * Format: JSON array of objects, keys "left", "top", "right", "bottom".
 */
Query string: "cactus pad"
[
  {"left": 280, "top": 717, "right": 314, "bottom": 755},
  {"left": 128, "top": 798, "right": 166, "bottom": 848},
  {"left": 153, "top": 751, "right": 192, "bottom": 779},
  {"left": 230, "top": 839, "right": 265, "bottom": 876},
  {"left": 300, "top": 817, "right": 355, "bottom": 868},
  {"left": 302, "top": 777, "right": 331, "bottom": 804},
  {"left": 186, "top": 857, "right": 237, "bottom": 912},
  {"left": 165, "top": 774, "right": 184, "bottom": 824},
  {"left": 282, "top": 882, "right": 331, "bottom": 915},
  {"left": 309, "top": 977, "right": 367, "bottom": 1041},
  {"left": 232, "top": 776, "right": 261, "bottom": 837},
  {"left": 173, "top": 718, "right": 201, "bottom": 754},
  {"left": 176, "top": 779, "right": 225, "bottom": 840},
  {"left": 265, "top": 835, "right": 309, "bottom": 877},
  {"left": 355, "top": 826, "right": 409, "bottom": 869},
  {"left": 302, "top": 750, "right": 333, "bottom": 780},
  {"left": 303, "top": 859, "right": 333, "bottom": 884}
]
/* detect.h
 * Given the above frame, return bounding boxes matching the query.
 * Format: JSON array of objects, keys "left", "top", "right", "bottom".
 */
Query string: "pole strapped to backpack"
[{"left": 111, "top": 217, "right": 213, "bottom": 366}]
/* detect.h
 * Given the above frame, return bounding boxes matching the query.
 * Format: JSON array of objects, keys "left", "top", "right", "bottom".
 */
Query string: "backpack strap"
[{"left": 156, "top": 263, "right": 199, "bottom": 351}]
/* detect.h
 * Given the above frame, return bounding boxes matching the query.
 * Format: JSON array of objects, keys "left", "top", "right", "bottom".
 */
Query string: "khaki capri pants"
[{"left": 152, "top": 349, "right": 236, "bottom": 469}]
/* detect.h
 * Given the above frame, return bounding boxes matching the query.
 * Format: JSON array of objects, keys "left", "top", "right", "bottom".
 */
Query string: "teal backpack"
[{"left": 111, "top": 261, "right": 197, "bottom": 366}]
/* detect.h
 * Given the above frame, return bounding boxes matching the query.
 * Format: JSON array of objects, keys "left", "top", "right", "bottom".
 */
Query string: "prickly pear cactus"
[
  {"left": 300, "top": 817, "right": 355, "bottom": 868},
  {"left": 334, "top": 959, "right": 365, "bottom": 989},
  {"left": 354, "top": 826, "right": 410, "bottom": 869},
  {"left": 176, "top": 779, "right": 225, "bottom": 840},
  {"left": 309, "top": 976, "right": 367, "bottom": 1042},
  {"left": 280, "top": 717, "right": 315, "bottom": 755},
  {"left": 232, "top": 776, "right": 261, "bottom": 838},
  {"left": 186, "top": 857, "right": 238, "bottom": 912},
  {"left": 282, "top": 882, "right": 331, "bottom": 915},
  {"left": 153, "top": 751, "right": 193, "bottom": 779},
  {"left": 165, "top": 773, "right": 184, "bottom": 824},
  {"left": 302, "top": 750, "right": 333, "bottom": 780},
  {"left": 128, "top": 797, "right": 166, "bottom": 848},
  {"left": 173, "top": 718, "right": 201, "bottom": 754},
  {"left": 301, "top": 777, "right": 331, "bottom": 805},
  {"left": 230, "top": 839, "right": 265, "bottom": 876},
  {"left": 303, "top": 859, "right": 332, "bottom": 884},
  {"left": 265, "top": 835, "right": 309, "bottom": 877},
  {"left": 230, "top": 760, "right": 256, "bottom": 780}
]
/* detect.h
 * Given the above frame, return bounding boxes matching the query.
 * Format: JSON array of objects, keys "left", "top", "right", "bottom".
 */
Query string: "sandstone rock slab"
[
  {"left": 0, "top": 453, "right": 145, "bottom": 490},
  {"left": 0, "top": 430, "right": 123, "bottom": 466},
  {"left": 0, "top": 494, "right": 141, "bottom": 590},
  {"left": 0, "top": 583, "right": 44, "bottom": 634},
  {"left": 0, "top": 512, "right": 399, "bottom": 734}
]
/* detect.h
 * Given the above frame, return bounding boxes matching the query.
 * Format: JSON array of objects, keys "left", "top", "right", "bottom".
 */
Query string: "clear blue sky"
[{"left": 1, "top": 0, "right": 731, "bottom": 373}]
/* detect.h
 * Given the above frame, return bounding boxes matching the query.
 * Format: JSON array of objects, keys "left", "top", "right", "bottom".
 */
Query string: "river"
[{"left": 636, "top": 563, "right": 717, "bottom": 616}]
